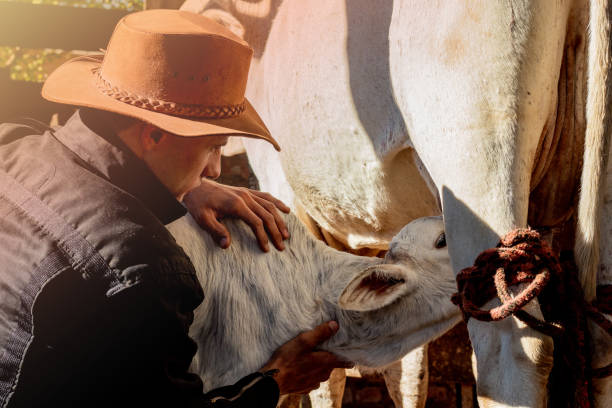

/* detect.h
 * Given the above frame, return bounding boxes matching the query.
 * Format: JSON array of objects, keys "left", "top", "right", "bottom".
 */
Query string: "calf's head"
[
  {"left": 327, "top": 216, "right": 460, "bottom": 367},
  {"left": 338, "top": 216, "right": 451, "bottom": 312}
]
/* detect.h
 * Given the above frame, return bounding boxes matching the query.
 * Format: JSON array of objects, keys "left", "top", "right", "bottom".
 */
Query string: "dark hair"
[{"left": 80, "top": 108, "right": 143, "bottom": 134}]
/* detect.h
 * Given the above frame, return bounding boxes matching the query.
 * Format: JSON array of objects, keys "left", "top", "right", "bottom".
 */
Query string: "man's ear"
[
  {"left": 140, "top": 124, "right": 167, "bottom": 152},
  {"left": 338, "top": 264, "right": 415, "bottom": 312}
]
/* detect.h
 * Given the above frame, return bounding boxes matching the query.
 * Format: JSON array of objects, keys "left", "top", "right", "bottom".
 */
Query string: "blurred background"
[
  {"left": 0, "top": 0, "right": 182, "bottom": 123},
  {"left": 0, "top": 0, "right": 142, "bottom": 83}
]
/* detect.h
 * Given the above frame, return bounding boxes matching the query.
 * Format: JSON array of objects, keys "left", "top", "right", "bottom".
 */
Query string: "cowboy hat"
[{"left": 42, "top": 9, "right": 280, "bottom": 151}]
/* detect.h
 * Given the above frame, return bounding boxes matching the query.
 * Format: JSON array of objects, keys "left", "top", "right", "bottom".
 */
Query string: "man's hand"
[
  {"left": 259, "top": 321, "right": 354, "bottom": 395},
  {"left": 183, "top": 179, "right": 290, "bottom": 252}
]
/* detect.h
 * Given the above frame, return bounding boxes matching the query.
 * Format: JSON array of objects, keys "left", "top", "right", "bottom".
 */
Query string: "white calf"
[{"left": 167, "top": 215, "right": 461, "bottom": 393}]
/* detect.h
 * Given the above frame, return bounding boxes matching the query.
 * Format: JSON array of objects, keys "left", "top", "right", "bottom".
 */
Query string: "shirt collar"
[{"left": 52, "top": 110, "right": 187, "bottom": 225}]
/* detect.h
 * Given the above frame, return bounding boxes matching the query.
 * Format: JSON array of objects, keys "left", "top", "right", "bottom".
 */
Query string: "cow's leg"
[
  {"left": 380, "top": 345, "right": 428, "bottom": 408},
  {"left": 308, "top": 369, "right": 346, "bottom": 408},
  {"left": 389, "top": 1, "right": 578, "bottom": 406}
]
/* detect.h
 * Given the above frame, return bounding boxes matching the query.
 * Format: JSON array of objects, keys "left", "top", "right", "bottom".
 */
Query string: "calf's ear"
[{"left": 338, "top": 264, "right": 413, "bottom": 312}]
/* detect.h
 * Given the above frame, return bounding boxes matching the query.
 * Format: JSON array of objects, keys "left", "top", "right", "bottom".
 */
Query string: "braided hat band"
[{"left": 95, "top": 71, "right": 247, "bottom": 119}]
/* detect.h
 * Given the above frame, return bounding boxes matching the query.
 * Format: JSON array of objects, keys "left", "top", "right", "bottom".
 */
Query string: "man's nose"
[{"left": 203, "top": 158, "right": 222, "bottom": 180}]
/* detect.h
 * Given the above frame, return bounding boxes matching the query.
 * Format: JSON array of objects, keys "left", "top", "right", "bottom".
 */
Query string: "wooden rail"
[
  {"left": 0, "top": 2, "right": 129, "bottom": 51},
  {"left": 0, "top": 1, "right": 183, "bottom": 124},
  {"left": 0, "top": 2, "right": 130, "bottom": 123}
]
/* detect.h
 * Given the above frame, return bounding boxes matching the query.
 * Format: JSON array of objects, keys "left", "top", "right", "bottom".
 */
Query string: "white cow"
[
  {"left": 180, "top": 1, "right": 612, "bottom": 407},
  {"left": 167, "top": 214, "right": 460, "bottom": 395}
]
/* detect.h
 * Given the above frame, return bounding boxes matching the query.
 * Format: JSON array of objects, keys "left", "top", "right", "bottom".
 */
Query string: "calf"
[{"left": 167, "top": 214, "right": 460, "bottom": 391}]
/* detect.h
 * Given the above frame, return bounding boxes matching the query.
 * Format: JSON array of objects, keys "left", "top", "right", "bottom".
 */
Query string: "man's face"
[{"left": 139, "top": 125, "right": 228, "bottom": 201}]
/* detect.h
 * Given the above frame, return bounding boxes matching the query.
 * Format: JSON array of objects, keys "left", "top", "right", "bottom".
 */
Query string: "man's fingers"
[
  {"left": 252, "top": 196, "right": 290, "bottom": 242},
  {"left": 246, "top": 198, "right": 286, "bottom": 250},
  {"left": 298, "top": 321, "right": 339, "bottom": 349},
  {"left": 253, "top": 196, "right": 290, "bottom": 240},
  {"left": 250, "top": 190, "right": 291, "bottom": 214},
  {"left": 234, "top": 203, "right": 271, "bottom": 252},
  {"left": 195, "top": 211, "right": 231, "bottom": 248}
]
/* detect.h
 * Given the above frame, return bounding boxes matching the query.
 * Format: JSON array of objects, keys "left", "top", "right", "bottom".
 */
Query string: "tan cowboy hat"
[{"left": 42, "top": 9, "right": 280, "bottom": 151}]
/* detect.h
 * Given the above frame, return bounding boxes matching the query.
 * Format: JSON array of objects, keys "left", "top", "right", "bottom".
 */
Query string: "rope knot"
[{"left": 451, "top": 228, "right": 564, "bottom": 337}]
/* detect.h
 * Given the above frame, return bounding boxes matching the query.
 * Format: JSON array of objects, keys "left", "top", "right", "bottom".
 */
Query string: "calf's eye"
[{"left": 434, "top": 233, "right": 446, "bottom": 249}]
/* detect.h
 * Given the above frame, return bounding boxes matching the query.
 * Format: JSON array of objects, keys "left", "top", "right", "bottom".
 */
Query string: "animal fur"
[{"left": 166, "top": 214, "right": 460, "bottom": 392}]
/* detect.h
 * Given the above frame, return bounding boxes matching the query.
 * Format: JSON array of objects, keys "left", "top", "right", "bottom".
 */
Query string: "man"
[{"left": 0, "top": 9, "right": 351, "bottom": 407}]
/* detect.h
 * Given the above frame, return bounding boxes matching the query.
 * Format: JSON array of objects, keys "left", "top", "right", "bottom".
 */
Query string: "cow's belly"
[
  {"left": 245, "top": 128, "right": 439, "bottom": 250},
  {"left": 287, "top": 146, "right": 440, "bottom": 250}
]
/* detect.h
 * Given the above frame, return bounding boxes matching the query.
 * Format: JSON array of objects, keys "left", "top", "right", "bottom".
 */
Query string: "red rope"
[{"left": 451, "top": 228, "right": 563, "bottom": 336}]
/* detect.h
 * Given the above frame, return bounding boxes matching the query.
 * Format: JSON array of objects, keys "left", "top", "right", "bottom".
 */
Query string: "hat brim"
[{"left": 42, "top": 57, "right": 280, "bottom": 151}]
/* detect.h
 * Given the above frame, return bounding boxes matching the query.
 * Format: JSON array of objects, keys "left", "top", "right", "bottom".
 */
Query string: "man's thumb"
[{"left": 300, "top": 321, "right": 339, "bottom": 348}]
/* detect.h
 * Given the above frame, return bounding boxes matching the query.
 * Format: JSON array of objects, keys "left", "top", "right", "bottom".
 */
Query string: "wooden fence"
[{"left": 0, "top": 1, "right": 181, "bottom": 123}]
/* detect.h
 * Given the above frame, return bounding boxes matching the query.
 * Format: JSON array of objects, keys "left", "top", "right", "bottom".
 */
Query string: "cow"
[
  {"left": 180, "top": 1, "right": 612, "bottom": 407},
  {"left": 167, "top": 214, "right": 460, "bottom": 398}
]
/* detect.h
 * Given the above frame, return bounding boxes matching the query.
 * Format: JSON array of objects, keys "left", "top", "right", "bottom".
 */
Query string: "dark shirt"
[{"left": 0, "top": 111, "right": 279, "bottom": 407}]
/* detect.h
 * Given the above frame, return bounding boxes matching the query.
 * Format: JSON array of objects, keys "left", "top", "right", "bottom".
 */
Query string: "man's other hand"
[
  {"left": 259, "top": 321, "right": 354, "bottom": 395},
  {"left": 183, "top": 179, "right": 290, "bottom": 252}
]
